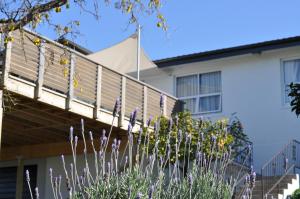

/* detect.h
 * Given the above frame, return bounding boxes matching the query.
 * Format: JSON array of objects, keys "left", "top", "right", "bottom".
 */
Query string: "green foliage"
[
  {"left": 292, "top": 188, "right": 300, "bottom": 199},
  {"left": 25, "top": 105, "right": 252, "bottom": 199},
  {"left": 138, "top": 112, "right": 247, "bottom": 164},
  {"left": 289, "top": 83, "right": 300, "bottom": 117}
]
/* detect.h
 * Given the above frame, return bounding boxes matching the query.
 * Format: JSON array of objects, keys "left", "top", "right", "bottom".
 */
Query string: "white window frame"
[
  {"left": 174, "top": 71, "right": 222, "bottom": 115},
  {"left": 281, "top": 57, "right": 300, "bottom": 106}
]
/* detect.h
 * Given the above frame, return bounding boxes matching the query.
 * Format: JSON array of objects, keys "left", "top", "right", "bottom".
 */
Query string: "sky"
[{"left": 37, "top": 0, "right": 300, "bottom": 61}]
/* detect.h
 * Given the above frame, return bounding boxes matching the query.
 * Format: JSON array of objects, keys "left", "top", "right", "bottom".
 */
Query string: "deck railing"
[{"left": 2, "top": 30, "right": 181, "bottom": 125}]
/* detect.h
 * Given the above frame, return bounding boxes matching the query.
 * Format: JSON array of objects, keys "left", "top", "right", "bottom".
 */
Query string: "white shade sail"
[{"left": 87, "top": 34, "right": 157, "bottom": 75}]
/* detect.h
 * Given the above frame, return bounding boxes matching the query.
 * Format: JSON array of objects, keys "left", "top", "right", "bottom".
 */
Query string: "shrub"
[
  {"left": 25, "top": 97, "right": 254, "bottom": 199},
  {"left": 292, "top": 189, "right": 300, "bottom": 199}
]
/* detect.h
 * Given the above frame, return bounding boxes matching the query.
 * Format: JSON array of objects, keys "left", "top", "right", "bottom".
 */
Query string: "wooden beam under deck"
[{"left": 0, "top": 135, "right": 128, "bottom": 161}]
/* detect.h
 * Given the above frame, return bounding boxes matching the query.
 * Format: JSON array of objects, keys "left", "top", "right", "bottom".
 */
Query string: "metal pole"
[{"left": 137, "top": 24, "right": 141, "bottom": 80}]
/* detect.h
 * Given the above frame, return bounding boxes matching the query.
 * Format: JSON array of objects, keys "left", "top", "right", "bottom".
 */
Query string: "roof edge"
[{"left": 154, "top": 36, "right": 300, "bottom": 68}]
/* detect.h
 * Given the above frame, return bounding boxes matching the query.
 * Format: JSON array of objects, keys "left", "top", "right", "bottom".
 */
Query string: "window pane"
[
  {"left": 199, "top": 71, "right": 221, "bottom": 94},
  {"left": 283, "top": 59, "right": 300, "bottom": 103},
  {"left": 199, "top": 95, "right": 221, "bottom": 112},
  {"left": 176, "top": 75, "right": 198, "bottom": 97},
  {"left": 182, "top": 98, "right": 196, "bottom": 113}
]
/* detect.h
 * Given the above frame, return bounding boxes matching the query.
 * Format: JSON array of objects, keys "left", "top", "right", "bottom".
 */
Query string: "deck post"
[
  {"left": 163, "top": 95, "right": 167, "bottom": 117},
  {"left": 143, "top": 86, "right": 148, "bottom": 126},
  {"left": 118, "top": 76, "right": 126, "bottom": 127},
  {"left": 15, "top": 156, "right": 24, "bottom": 199},
  {"left": 35, "top": 41, "right": 46, "bottom": 99},
  {"left": 66, "top": 53, "right": 75, "bottom": 110},
  {"left": 2, "top": 32, "right": 12, "bottom": 87},
  {"left": 94, "top": 65, "right": 102, "bottom": 119}
]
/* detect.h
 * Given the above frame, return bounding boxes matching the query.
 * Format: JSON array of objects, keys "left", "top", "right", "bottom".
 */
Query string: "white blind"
[
  {"left": 283, "top": 59, "right": 300, "bottom": 103},
  {"left": 176, "top": 71, "right": 221, "bottom": 113}
]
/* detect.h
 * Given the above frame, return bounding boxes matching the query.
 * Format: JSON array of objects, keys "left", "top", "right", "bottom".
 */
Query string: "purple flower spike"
[
  {"left": 26, "top": 170, "right": 30, "bottom": 182},
  {"left": 69, "top": 126, "right": 74, "bottom": 142},
  {"left": 174, "top": 114, "right": 179, "bottom": 127},
  {"left": 148, "top": 185, "right": 154, "bottom": 199},
  {"left": 113, "top": 98, "right": 121, "bottom": 117},
  {"left": 89, "top": 131, "right": 93, "bottom": 141},
  {"left": 130, "top": 108, "right": 138, "bottom": 127},
  {"left": 146, "top": 116, "right": 153, "bottom": 127},
  {"left": 127, "top": 123, "right": 132, "bottom": 134},
  {"left": 168, "top": 118, "right": 173, "bottom": 132},
  {"left": 160, "top": 94, "right": 164, "bottom": 111}
]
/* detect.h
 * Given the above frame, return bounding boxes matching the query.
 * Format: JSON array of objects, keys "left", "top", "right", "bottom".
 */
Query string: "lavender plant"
[{"left": 25, "top": 96, "right": 254, "bottom": 199}]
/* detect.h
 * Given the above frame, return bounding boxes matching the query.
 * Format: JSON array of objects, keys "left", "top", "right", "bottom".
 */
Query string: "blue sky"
[{"left": 38, "top": 0, "right": 300, "bottom": 60}]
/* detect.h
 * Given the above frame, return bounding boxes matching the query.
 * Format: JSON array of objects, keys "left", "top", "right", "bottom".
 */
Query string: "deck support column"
[{"left": 15, "top": 156, "right": 24, "bottom": 199}]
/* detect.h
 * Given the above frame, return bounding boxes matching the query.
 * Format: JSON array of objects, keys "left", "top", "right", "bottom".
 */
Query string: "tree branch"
[{"left": 0, "top": 0, "right": 67, "bottom": 33}]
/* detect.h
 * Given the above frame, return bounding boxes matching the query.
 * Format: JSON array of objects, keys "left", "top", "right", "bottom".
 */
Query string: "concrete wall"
[{"left": 140, "top": 46, "right": 300, "bottom": 170}]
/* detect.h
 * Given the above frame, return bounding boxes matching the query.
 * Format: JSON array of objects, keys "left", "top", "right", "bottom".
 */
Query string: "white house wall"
[{"left": 141, "top": 46, "right": 300, "bottom": 170}]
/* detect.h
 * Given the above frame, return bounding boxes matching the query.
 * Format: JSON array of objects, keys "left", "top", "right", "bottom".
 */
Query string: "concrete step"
[{"left": 234, "top": 174, "right": 297, "bottom": 199}]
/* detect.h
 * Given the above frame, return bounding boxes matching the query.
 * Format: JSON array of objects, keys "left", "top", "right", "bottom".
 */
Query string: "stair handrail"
[
  {"left": 261, "top": 139, "right": 300, "bottom": 197},
  {"left": 264, "top": 164, "right": 295, "bottom": 199}
]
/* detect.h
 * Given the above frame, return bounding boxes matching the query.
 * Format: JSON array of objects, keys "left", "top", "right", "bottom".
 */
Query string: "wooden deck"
[{"left": 0, "top": 30, "right": 180, "bottom": 161}]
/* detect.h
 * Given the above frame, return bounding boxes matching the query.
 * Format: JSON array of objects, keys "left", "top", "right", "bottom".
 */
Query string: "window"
[
  {"left": 176, "top": 71, "right": 221, "bottom": 114},
  {"left": 282, "top": 59, "right": 300, "bottom": 104}
]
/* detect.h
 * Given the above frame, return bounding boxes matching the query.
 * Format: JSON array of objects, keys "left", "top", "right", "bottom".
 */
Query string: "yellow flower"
[
  {"left": 4, "top": 36, "right": 14, "bottom": 43},
  {"left": 63, "top": 26, "right": 69, "bottom": 33},
  {"left": 55, "top": 7, "right": 61, "bottom": 13},
  {"left": 218, "top": 139, "right": 225, "bottom": 148},
  {"left": 60, "top": 58, "right": 69, "bottom": 66},
  {"left": 73, "top": 78, "right": 79, "bottom": 88},
  {"left": 33, "top": 38, "right": 41, "bottom": 46},
  {"left": 63, "top": 67, "right": 68, "bottom": 77}
]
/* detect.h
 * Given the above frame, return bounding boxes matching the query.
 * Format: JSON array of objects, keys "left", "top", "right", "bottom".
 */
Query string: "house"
[
  {"left": 86, "top": 35, "right": 300, "bottom": 198},
  {"left": 143, "top": 36, "right": 300, "bottom": 170}
]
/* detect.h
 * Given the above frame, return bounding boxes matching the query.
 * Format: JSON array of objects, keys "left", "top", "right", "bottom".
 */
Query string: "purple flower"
[
  {"left": 178, "top": 130, "right": 183, "bottom": 143},
  {"left": 160, "top": 94, "right": 164, "bottom": 111},
  {"left": 35, "top": 187, "right": 40, "bottom": 199},
  {"left": 26, "top": 170, "right": 30, "bottom": 182},
  {"left": 129, "top": 108, "right": 138, "bottom": 127},
  {"left": 168, "top": 118, "right": 173, "bottom": 132},
  {"left": 135, "top": 192, "right": 142, "bottom": 199},
  {"left": 49, "top": 168, "right": 53, "bottom": 178},
  {"left": 127, "top": 123, "right": 132, "bottom": 134},
  {"left": 113, "top": 98, "right": 121, "bottom": 117},
  {"left": 81, "top": 119, "right": 84, "bottom": 132},
  {"left": 148, "top": 185, "right": 154, "bottom": 199},
  {"left": 174, "top": 114, "right": 179, "bottom": 127},
  {"left": 69, "top": 126, "right": 74, "bottom": 142},
  {"left": 146, "top": 116, "right": 153, "bottom": 127},
  {"left": 89, "top": 131, "right": 93, "bottom": 141},
  {"left": 188, "top": 173, "right": 193, "bottom": 186}
]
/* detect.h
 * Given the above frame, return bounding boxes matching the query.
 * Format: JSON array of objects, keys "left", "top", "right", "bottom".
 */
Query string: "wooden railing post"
[
  {"left": 163, "top": 95, "right": 167, "bottom": 117},
  {"left": 35, "top": 41, "right": 45, "bottom": 99},
  {"left": 143, "top": 86, "right": 148, "bottom": 126},
  {"left": 66, "top": 53, "right": 75, "bottom": 110},
  {"left": 94, "top": 65, "right": 102, "bottom": 119},
  {"left": 118, "top": 76, "right": 126, "bottom": 127},
  {"left": 2, "top": 32, "right": 12, "bottom": 88}
]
